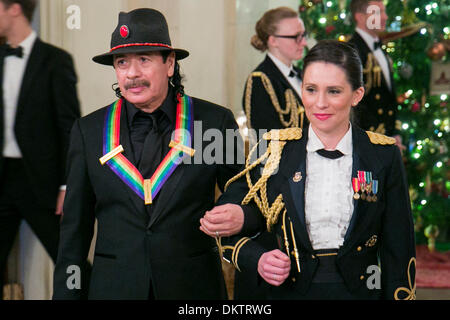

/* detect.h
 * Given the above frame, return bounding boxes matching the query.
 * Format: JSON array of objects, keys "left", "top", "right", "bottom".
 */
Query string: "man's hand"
[
  {"left": 258, "top": 249, "right": 291, "bottom": 286},
  {"left": 199, "top": 204, "right": 244, "bottom": 237},
  {"left": 55, "top": 190, "right": 66, "bottom": 216}
]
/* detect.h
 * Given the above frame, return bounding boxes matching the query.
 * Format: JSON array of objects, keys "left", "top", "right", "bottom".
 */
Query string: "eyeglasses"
[{"left": 273, "top": 31, "right": 308, "bottom": 43}]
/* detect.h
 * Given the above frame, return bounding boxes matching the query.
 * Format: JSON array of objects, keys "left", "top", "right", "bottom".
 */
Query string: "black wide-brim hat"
[{"left": 93, "top": 8, "right": 189, "bottom": 65}]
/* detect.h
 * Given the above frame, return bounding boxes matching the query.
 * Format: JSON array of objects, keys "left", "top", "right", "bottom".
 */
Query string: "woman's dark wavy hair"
[
  {"left": 113, "top": 50, "right": 184, "bottom": 103},
  {"left": 302, "top": 39, "right": 364, "bottom": 90}
]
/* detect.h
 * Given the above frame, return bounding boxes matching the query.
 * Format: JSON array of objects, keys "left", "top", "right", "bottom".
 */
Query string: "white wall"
[{"left": 232, "top": 0, "right": 300, "bottom": 116}]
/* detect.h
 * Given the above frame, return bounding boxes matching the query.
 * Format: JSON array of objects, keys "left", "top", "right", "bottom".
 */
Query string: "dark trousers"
[
  {"left": 0, "top": 158, "right": 60, "bottom": 299},
  {"left": 269, "top": 250, "right": 382, "bottom": 300}
]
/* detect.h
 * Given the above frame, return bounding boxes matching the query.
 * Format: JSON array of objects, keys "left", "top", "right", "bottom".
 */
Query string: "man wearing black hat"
[{"left": 52, "top": 8, "right": 247, "bottom": 300}]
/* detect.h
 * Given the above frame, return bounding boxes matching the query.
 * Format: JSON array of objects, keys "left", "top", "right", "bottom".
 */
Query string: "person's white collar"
[
  {"left": 268, "top": 52, "right": 294, "bottom": 78},
  {"left": 8, "top": 30, "right": 37, "bottom": 58},
  {"left": 307, "top": 123, "right": 352, "bottom": 155},
  {"left": 356, "top": 27, "right": 380, "bottom": 51}
]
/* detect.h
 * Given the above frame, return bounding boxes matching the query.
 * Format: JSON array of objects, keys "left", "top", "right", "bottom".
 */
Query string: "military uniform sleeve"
[
  {"left": 217, "top": 160, "right": 268, "bottom": 275},
  {"left": 379, "top": 146, "right": 416, "bottom": 300},
  {"left": 53, "top": 120, "right": 95, "bottom": 300}
]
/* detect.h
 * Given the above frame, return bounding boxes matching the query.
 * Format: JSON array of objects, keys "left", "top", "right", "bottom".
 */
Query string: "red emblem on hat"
[{"left": 120, "top": 25, "right": 129, "bottom": 38}]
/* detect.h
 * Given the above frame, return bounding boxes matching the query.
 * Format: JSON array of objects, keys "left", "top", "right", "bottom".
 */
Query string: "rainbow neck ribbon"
[{"left": 102, "top": 94, "right": 194, "bottom": 203}]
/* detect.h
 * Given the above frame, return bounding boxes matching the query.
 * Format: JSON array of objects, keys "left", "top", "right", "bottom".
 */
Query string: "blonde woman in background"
[{"left": 243, "top": 6, "right": 307, "bottom": 133}]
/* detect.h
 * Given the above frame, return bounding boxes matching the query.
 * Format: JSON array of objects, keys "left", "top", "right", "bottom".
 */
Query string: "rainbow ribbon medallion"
[{"left": 99, "top": 95, "right": 194, "bottom": 205}]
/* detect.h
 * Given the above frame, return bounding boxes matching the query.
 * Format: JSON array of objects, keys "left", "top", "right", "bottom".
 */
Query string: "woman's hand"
[{"left": 258, "top": 249, "right": 291, "bottom": 286}]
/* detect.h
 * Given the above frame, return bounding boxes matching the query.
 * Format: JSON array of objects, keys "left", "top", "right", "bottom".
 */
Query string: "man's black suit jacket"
[
  {"left": 0, "top": 38, "right": 80, "bottom": 208},
  {"left": 243, "top": 55, "right": 303, "bottom": 132},
  {"left": 53, "top": 96, "right": 244, "bottom": 299},
  {"left": 348, "top": 33, "right": 398, "bottom": 136}
]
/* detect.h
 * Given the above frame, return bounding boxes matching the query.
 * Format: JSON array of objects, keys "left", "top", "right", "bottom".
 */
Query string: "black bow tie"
[
  {"left": 317, "top": 149, "right": 344, "bottom": 159},
  {"left": 288, "top": 69, "right": 298, "bottom": 78},
  {"left": 3, "top": 45, "right": 23, "bottom": 58},
  {"left": 373, "top": 40, "right": 383, "bottom": 50}
]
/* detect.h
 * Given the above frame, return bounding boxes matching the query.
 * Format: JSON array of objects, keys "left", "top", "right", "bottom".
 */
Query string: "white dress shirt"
[
  {"left": 2, "top": 30, "right": 37, "bottom": 158},
  {"left": 304, "top": 125, "right": 354, "bottom": 250},
  {"left": 267, "top": 52, "right": 302, "bottom": 98},
  {"left": 356, "top": 27, "right": 392, "bottom": 91}
]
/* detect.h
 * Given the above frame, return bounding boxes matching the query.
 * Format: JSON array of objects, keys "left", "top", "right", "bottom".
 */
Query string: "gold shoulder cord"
[
  {"left": 225, "top": 128, "right": 302, "bottom": 232},
  {"left": 363, "top": 53, "right": 382, "bottom": 95},
  {"left": 394, "top": 257, "right": 416, "bottom": 300},
  {"left": 244, "top": 71, "right": 304, "bottom": 129},
  {"left": 217, "top": 128, "right": 302, "bottom": 269}
]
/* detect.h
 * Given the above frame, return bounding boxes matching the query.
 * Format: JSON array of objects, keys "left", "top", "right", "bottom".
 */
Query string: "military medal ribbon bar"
[
  {"left": 358, "top": 171, "right": 366, "bottom": 200},
  {"left": 352, "top": 177, "right": 360, "bottom": 200},
  {"left": 355, "top": 171, "right": 377, "bottom": 202},
  {"left": 372, "top": 180, "right": 378, "bottom": 202}
]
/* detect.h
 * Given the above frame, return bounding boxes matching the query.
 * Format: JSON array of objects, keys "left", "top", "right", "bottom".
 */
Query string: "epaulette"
[
  {"left": 251, "top": 71, "right": 263, "bottom": 77},
  {"left": 263, "top": 128, "right": 302, "bottom": 141},
  {"left": 366, "top": 131, "right": 396, "bottom": 145}
]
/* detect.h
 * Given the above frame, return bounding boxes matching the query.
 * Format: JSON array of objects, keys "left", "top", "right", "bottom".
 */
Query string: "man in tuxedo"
[
  {"left": 52, "top": 8, "right": 247, "bottom": 300},
  {"left": 0, "top": 0, "right": 80, "bottom": 298},
  {"left": 349, "top": 0, "right": 403, "bottom": 148}
]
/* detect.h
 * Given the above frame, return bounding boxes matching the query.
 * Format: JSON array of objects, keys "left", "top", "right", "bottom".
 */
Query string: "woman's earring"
[{"left": 169, "top": 78, "right": 175, "bottom": 88}]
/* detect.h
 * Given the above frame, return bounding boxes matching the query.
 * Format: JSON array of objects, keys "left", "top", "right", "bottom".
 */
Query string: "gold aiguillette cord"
[
  {"left": 281, "top": 209, "right": 290, "bottom": 258},
  {"left": 289, "top": 219, "right": 301, "bottom": 273}
]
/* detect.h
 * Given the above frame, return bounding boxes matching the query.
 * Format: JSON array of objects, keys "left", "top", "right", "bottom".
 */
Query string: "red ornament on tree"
[
  {"left": 411, "top": 101, "right": 420, "bottom": 112},
  {"left": 326, "top": 25, "right": 336, "bottom": 34}
]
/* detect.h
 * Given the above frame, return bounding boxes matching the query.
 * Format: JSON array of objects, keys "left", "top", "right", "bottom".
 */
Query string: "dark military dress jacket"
[
  {"left": 243, "top": 55, "right": 304, "bottom": 132},
  {"left": 348, "top": 33, "right": 398, "bottom": 136},
  {"left": 221, "top": 125, "right": 416, "bottom": 300}
]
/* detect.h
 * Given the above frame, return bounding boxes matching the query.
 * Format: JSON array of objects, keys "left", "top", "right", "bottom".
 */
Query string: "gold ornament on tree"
[
  {"left": 414, "top": 215, "right": 423, "bottom": 232},
  {"left": 424, "top": 225, "right": 439, "bottom": 252}
]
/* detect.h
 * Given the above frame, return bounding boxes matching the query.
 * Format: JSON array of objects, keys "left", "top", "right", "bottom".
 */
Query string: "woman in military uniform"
[
  {"left": 243, "top": 7, "right": 306, "bottom": 133},
  {"left": 204, "top": 40, "right": 416, "bottom": 300}
]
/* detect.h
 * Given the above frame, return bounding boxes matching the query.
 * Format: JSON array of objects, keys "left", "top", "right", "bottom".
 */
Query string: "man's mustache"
[{"left": 124, "top": 80, "right": 150, "bottom": 90}]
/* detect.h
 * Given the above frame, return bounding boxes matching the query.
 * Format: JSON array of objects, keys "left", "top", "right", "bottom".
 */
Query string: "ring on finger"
[{"left": 215, "top": 231, "right": 220, "bottom": 237}]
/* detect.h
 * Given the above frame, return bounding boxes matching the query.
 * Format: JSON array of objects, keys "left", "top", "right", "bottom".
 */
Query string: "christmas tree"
[{"left": 299, "top": 0, "right": 449, "bottom": 249}]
